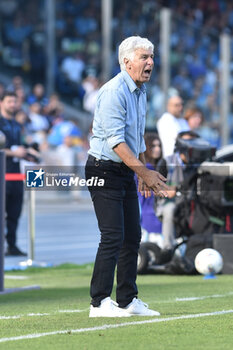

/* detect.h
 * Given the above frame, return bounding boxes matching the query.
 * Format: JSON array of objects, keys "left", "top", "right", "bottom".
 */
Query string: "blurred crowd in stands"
[
  {"left": 0, "top": 77, "right": 90, "bottom": 169},
  {"left": 0, "top": 0, "right": 233, "bottom": 146}
]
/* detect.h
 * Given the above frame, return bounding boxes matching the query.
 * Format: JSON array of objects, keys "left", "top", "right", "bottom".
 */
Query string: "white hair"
[{"left": 118, "top": 36, "right": 154, "bottom": 71}]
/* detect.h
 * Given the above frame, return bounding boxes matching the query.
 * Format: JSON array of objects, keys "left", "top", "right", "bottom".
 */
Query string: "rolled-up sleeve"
[{"left": 99, "top": 89, "right": 126, "bottom": 149}]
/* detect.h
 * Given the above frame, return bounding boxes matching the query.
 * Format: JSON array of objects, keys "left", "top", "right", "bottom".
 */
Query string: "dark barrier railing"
[
  {"left": 4, "top": 173, "right": 36, "bottom": 267},
  {"left": 0, "top": 151, "right": 6, "bottom": 292},
  {"left": 1, "top": 169, "right": 37, "bottom": 292}
]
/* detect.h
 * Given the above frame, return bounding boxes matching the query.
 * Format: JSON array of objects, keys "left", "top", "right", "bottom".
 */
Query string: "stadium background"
[
  {"left": 0, "top": 3, "right": 233, "bottom": 347},
  {"left": 0, "top": 0, "right": 233, "bottom": 160}
]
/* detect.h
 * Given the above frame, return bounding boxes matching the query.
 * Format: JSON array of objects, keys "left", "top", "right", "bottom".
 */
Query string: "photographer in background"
[
  {"left": 0, "top": 91, "right": 39, "bottom": 256},
  {"left": 156, "top": 130, "right": 200, "bottom": 263}
]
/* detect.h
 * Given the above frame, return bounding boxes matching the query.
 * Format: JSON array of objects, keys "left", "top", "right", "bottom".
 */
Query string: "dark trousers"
[
  {"left": 5, "top": 181, "right": 24, "bottom": 248},
  {"left": 85, "top": 155, "right": 141, "bottom": 308}
]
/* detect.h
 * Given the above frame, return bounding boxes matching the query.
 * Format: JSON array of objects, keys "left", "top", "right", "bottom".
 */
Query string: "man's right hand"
[
  {"left": 113, "top": 142, "right": 169, "bottom": 197},
  {"left": 143, "top": 169, "right": 169, "bottom": 197}
]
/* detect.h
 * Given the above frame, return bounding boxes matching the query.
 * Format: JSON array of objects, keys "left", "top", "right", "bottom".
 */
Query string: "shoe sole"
[
  {"left": 126, "top": 313, "right": 160, "bottom": 316},
  {"left": 119, "top": 309, "right": 161, "bottom": 317}
]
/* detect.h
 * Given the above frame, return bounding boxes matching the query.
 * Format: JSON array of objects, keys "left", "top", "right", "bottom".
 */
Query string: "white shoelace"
[
  {"left": 108, "top": 299, "right": 119, "bottom": 309},
  {"left": 135, "top": 299, "right": 149, "bottom": 308},
  {"left": 111, "top": 300, "right": 119, "bottom": 307}
]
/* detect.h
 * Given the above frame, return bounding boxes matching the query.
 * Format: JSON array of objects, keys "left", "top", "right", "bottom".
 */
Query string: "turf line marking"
[
  {"left": 1, "top": 291, "right": 233, "bottom": 320},
  {"left": 58, "top": 309, "right": 89, "bottom": 313},
  {"left": 0, "top": 313, "right": 50, "bottom": 320},
  {"left": 4, "top": 276, "right": 28, "bottom": 280},
  {"left": 0, "top": 309, "right": 88, "bottom": 320},
  {"left": 176, "top": 292, "right": 233, "bottom": 302},
  {"left": 0, "top": 316, "right": 20, "bottom": 320},
  {"left": 1, "top": 292, "right": 233, "bottom": 320},
  {"left": 147, "top": 291, "right": 233, "bottom": 304},
  {"left": 0, "top": 309, "right": 233, "bottom": 343}
]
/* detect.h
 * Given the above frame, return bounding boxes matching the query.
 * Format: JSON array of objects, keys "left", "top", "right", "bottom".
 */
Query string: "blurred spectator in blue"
[
  {"left": 172, "top": 68, "right": 193, "bottom": 100},
  {"left": 56, "top": 134, "right": 79, "bottom": 167},
  {"left": 0, "top": 0, "right": 18, "bottom": 16},
  {"left": 58, "top": 52, "right": 86, "bottom": 103},
  {"left": 48, "top": 120, "right": 82, "bottom": 146},
  {"left": 187, "top": 54, "right": 207, "bottom": 80},
  {"left": 29, "top": 28, "right": 47, "bottom": 84},
  {"left": 74, "top": 7, "right": 98, "bottom": 36},
  {"left": 3, "top": 13, "right": 32, "bottom": 46},
  {"left": 43, "top": 93, "right": 64, "bottom": 127},
  {"left": 28, "top": 102, "right": 50, "bottom": 136},
  {"left": 14, "top": 109, "right": 31, "bottom": 144},
  {"left": 7, "top": 76, "right": 24, "bottom": 92},
  {"left": 61, "top": 52, "right": 85, "bottom": 84},
  {"left": 27, "top": 83, "right": 48, "bottom": 107},
  {"left": 15, "top": 86, "right": 28, "bottom": 113}
]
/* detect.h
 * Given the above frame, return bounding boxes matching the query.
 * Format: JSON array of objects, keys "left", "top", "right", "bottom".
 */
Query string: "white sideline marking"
[
  {"left": 0, "top": 310, "right": 232, "bottom": 343},
  {"left": 58, "top": 309, "right": 89, "bottom": 313},
  {"left": 0, "top": 313, "right": 50, "bottom": 320},
  {"left": 176, "top": 292, "right": 233, "bottom": 302},
  {"left": 0, "top": 316, "right": 20, "bottom": 320},
  {"left": 1, "top": 292, "right": 233, "bottom": 320},
  {"left": 4, "top": 275, "right": 28, "bottom": 280},
  {"left": 0, "top": 310, "right": 88, "bottom": 320},
  {"left": 146, "top": 291, "right": 233, "bottom": 304}
]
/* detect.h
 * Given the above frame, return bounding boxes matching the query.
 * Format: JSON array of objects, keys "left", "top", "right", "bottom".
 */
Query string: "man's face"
[
  {"left": 124, "top": 48, "right": 154, "bottom": 87},
  {"left": 167, "top": 97, "right": 183, "bottom": 118},
  {"left": 1, "top": 96, "right": 17, "bottom": 116}
]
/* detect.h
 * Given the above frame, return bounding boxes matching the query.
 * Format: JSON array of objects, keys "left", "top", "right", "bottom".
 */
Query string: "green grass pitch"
[{"left": 0, "top": 264, "right": 233, "bottom": 350}]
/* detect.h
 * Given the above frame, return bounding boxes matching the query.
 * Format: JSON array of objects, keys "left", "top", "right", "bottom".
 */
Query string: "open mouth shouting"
[{"left": 143, "top": 68, "right": 152, "bottom": 78}]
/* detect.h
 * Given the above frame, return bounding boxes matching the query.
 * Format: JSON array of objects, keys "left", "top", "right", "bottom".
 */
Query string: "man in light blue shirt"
[
  {"left": 88, "top": 69, "right": 147, "bottom": 162},
  {"left": 85, "top": 36, "right": 168, "bottom": 318}
]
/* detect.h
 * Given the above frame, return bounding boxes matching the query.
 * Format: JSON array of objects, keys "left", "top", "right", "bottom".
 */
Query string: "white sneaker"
[
  {"left": 120, "top": 298, "right": 160, "bottom": 316},
  {"left": 89, "top": 297, "right": 132, "bottom": 317}
]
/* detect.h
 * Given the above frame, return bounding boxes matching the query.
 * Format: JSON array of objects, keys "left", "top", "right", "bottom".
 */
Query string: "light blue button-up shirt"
[{"left": 88, "top": 70, "right": 147, "bottom": 162}]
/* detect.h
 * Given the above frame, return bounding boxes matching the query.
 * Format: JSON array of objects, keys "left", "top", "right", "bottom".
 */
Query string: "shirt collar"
[{"left": 121, "top": 70, "right": 146, "bottom": 94}]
